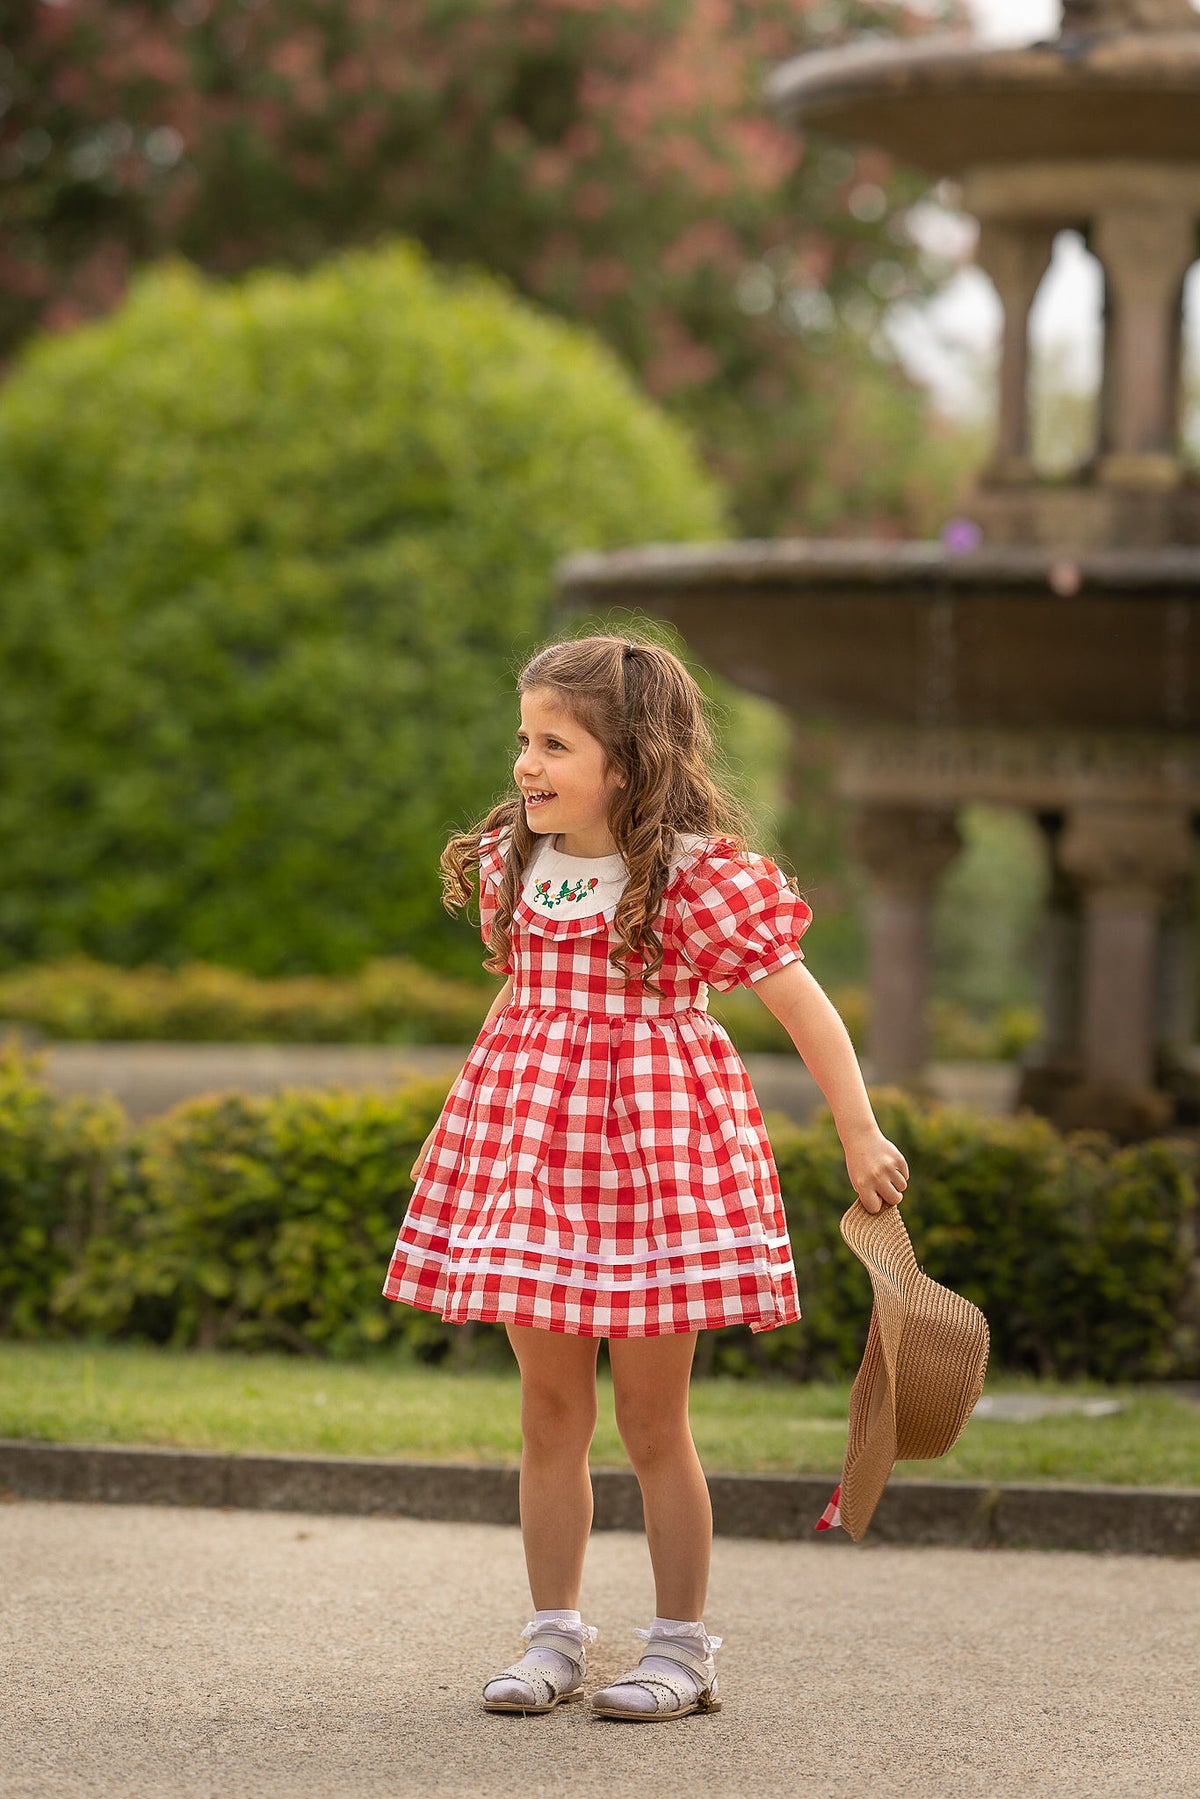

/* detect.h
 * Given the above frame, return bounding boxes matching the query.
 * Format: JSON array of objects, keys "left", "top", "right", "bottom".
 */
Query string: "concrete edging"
[{"left": 1, "top": 1438, "right": 1196, "bottom": 1556}]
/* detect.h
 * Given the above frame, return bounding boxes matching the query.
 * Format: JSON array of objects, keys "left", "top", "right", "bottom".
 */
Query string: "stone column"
[
  {"left": 846, "top": 803, "right": 964, "bottom": 1087},
  {"left": 1153, "top": 881, "right": 1196, "bottom": 1052},
  {"left": 1032, "top": 811, "right": 1083, "bottom": 1066},
  {"left": 1057, "top": 804, "right": 1194, "bottom": 1089},
  {"left": 975, "top": 221, "right": 1056, "bottom": 480},
  {"left": 1092, "top": 207, "right": 1196, "bottom": 484}
]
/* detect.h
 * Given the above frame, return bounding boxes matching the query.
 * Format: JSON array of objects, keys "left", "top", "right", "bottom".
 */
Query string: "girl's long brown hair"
[{"left": 440, "top": 629, "right": 800, "bottom": 996}]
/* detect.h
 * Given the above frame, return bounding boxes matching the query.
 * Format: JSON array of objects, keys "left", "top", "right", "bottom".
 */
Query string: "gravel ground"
[{"left": 2, "top": 1499, "right": 1197, "bottom": 1799}]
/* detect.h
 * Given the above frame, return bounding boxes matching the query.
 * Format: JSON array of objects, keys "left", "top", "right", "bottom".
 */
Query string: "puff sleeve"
[
  {"left": 673, "top": 844, "right": 812, "bottom": 992},
  {"left": 477, "top": 825, "right": 513, "bottom": 974}
]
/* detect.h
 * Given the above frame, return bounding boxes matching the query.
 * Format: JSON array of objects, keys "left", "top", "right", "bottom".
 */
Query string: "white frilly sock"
[
  {"left": 616, "top": 1616, "right": 723, "bottom": 1715},
  {"left": 483, "top": 1608, "right": 595, "bottom": 1707}
]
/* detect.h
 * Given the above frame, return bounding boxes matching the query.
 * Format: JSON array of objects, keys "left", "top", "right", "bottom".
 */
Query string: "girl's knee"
[
  {"left": 520, "top": 1377, "right": 597, "bottom": 1457},
  {"left": 613, "top": 1399, "right": 691, "bottom": 1471}
]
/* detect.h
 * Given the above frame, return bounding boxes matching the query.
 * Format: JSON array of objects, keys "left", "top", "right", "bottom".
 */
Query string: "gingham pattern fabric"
[{"left": 382, "top": 828, "right": 813, "bottom": 1337}]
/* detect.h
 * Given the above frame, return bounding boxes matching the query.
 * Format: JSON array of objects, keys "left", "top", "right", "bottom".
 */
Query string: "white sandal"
[
  {"left": 590, "top": 1635, "right": 721, "bottom": 1722},
  {"left": 482, "top": 1620, "right": 596, "bottom": 1714}
]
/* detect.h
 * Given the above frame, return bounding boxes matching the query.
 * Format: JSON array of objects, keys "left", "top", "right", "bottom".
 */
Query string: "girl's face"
[{"left": 514, "top": 686, "right": 625, "bottom": 857}]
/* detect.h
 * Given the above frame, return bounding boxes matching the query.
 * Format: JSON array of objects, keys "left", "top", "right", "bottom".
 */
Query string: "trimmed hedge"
[
  {"left": 2, "top": 1048, "right": 1194, "bottom": 1380},
  {"left": 0, "top": 957, "right": 495, "bottom": 1046},
  {"left": 0, "top": 958, "right": 1041, "bottom": 1062}
]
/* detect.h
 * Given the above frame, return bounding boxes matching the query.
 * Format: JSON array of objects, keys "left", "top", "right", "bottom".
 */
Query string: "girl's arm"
[
  {"left": 408, "top": 977, "right": 514, "bottom": 1180},
  {"left": 751, "top": 962, "right": 907, "bottom": 1213}
]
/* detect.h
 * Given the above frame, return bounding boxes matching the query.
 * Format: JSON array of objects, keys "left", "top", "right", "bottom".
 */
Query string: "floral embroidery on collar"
[{"left": 532, "top": 875, "right": 601, "bottom": 910}]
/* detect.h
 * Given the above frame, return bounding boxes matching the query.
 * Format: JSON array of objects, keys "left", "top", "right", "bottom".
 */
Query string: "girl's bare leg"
[
  {"left": 505, "top": 1324, "right": 601, "bottom": 1609},
  {"left": 607, "top": 1331, "right": 711, "bottom": 1619}
]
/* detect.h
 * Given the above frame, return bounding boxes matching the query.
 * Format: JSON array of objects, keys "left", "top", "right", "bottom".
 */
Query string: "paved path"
[
  {"left": 2, "top": 1500, "right": 1196, "bottom": 1798},
  {"left": 37, "top": 1040, "right": 1020, "bottom": 1124}
]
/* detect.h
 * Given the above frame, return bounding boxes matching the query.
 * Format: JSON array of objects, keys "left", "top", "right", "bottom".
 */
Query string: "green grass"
[{"left": 1, "top": 1341, "right": 1196, "bottom": 1488}]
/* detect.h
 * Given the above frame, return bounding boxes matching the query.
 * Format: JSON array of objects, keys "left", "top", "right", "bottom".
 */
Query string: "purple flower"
[{"left": 941, "top": 517, "right": 983, "bottom": 555}]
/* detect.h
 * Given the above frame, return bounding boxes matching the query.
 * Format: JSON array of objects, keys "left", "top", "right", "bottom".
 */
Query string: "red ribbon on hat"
[{"left": 814, "top": 1482, "right": 842, "bottom": 1532}]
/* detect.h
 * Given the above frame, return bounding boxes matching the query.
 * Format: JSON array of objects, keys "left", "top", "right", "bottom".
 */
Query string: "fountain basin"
[
  {"left": 766, "top": 29, "right": 1200, "bottom": 170},
  {"left": 559, "top": 540, "right": 1200, "bottom": 736},
  {"left": 555, "top": 4, "right": 1200, "bottom": 1115}
]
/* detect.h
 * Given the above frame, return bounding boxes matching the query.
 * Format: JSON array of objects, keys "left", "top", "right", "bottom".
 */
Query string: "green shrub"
[
  {"left": 0, "top": 1046, "right": 127, "bottom": 1337},
  {"left": 762, "top": 1090, "right": 1198, "bottom": 1384},
  {"left": 0, "top": 244, "right": 725, "bottom": 979},
  {"left": 54, "top": 1079, "right": 452, "bottom": 1361},
  {"left": 1, "top": 1049, "right": 1191, "bottom": 1378}
]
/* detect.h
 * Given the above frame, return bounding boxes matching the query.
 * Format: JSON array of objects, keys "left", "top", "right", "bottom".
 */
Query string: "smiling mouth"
[{"left": 523, "top": 791, "right": 556, "bottom": 806}]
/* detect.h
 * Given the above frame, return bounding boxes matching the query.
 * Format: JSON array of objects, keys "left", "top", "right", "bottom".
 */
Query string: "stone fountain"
[{"left": 559, "top": 0, "right": 1200, "bottom": 1135}]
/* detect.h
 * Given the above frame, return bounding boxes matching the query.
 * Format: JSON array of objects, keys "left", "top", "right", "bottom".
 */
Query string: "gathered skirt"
[{"left": 383, "top": 1003, "right": 802, "bottom": 1338}]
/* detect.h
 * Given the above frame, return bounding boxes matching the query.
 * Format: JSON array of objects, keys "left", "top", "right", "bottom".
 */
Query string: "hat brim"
[{"left": 836, "top": 1201, "right": 990, "bottom": 1542}]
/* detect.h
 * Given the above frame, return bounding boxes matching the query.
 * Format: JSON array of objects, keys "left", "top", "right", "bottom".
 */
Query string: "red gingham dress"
[{"left": 382, "top": 828, "right": 813, "bottom": 1337}]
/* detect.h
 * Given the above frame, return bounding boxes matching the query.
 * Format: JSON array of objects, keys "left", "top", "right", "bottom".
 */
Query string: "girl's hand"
[
  {"left": 841, "top": 1125, "right": 908, "bottom": 1214},
  {"left": 409, "top": 1126, "right": 438, "bottom": 1183}
]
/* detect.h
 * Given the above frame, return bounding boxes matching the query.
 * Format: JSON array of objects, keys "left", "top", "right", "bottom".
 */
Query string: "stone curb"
[{"left": 1, "top": 1439, "right": 1197, "bottom": 1556}]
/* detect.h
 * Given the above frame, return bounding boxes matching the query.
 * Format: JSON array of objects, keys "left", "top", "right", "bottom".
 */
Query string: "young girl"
[{"left": 383, "top": 632, "right": 908, "bottom": 1721}]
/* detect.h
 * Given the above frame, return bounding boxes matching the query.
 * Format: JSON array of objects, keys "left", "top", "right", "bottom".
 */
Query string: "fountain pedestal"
[
  {"left": 560, "top": 3, "right": 1200, "bottom": 1137},
  {"left": 1058, "top": 803, "right": 1196, "bottom": 1090},
  {"left": 1034, "top": 823, "right": 1085, "bottom": 1071},
  {"left": 847, "top": 804, "right": 964, "bottom": 1087}
]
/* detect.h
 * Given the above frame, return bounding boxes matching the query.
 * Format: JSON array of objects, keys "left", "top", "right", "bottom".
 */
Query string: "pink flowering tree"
[{"left": 2, "top": 0, "right": 969, "bottom": 532}]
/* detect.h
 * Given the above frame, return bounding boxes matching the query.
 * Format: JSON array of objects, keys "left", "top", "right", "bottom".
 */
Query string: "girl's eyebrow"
[{"left": 516, "top": 727, "right": 573, "bottom": 745}]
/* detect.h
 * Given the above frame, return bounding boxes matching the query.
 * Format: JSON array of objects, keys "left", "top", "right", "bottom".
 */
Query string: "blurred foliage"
[
  {"left": 0, "top": 955, "right": 1041, "bottom": 1061},
  {"left": 0, "top": 244, "right": 727, "bottom": 977},
  {"left": 0, "top": 956, "right": 494, "bottom": 1044},
  {"left": 3, "top": 1051, "right": 1193, "bottom": 1379},
  {"left": 716, "top": 985, "right": 1040, "bottom": 1063},
  {"left": 0, "top": 1045, "right": 127, "bottom": 1337},
  {"left": 931, "top": 805, "right": 1047, "bottom": 1017},
  {"left": 0, "top": 0, "right": 973, "bottom": 537}
]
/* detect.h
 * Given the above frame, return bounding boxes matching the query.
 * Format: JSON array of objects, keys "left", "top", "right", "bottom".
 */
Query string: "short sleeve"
[
  {"left": 477, "top": 825, "right": 513, "bottom": 974},
  {"left": 673, "top": 844, "right": 812, "bottom": 992}
]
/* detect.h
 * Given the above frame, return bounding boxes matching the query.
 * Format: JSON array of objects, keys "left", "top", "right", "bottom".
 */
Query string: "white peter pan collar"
[{"left": 520, "top": 830, "right": 710, "bottom": 924}]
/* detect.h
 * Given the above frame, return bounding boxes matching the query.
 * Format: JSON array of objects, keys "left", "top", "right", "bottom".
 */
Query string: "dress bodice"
[{"left": 476, "top": 825, "right": 812, "bottom": 1018}]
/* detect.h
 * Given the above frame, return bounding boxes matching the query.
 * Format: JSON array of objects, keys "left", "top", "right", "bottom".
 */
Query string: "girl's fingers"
[
  {"left": 887, "top": 1162, "right": 908, "bottom": 1201},
  {"left": 858, "top": 1170, "right": 907, "bottom": 1210},
  {"left": 853, "top": 1146, "right": 908, "bottom": 1212}
]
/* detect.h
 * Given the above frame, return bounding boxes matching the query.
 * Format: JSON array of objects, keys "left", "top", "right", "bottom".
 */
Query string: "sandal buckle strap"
[
  {"left": 603, "top": 1666, "right": 702, "bottom": 1712},
  {"left": 519, "top": 1628, "right": 588, "bottom": 1668},
  {"left": 632, "top": 1639, "right": 714, "bottom": 1681},
  {"left": 486, "top": 1661, "right": 562, "bottom": 1706}
]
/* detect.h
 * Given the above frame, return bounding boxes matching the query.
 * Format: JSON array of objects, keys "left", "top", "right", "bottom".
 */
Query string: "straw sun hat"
[{"left": 816, "top": 1200, "right": 990, "bottom": 1541}]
